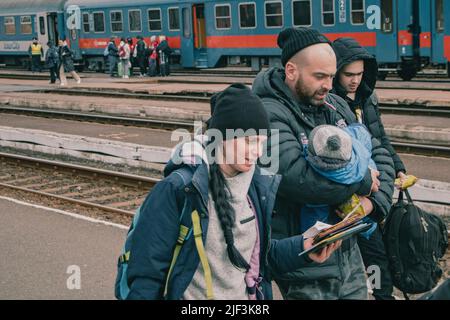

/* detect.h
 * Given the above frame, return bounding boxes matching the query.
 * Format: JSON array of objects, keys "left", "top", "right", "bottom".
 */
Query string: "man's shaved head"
[
  {"left": 291, "top": 43, "right": 336, "bottom": 68},
  {"left": 284, "top": 43, "right": 337, "bottom": 106}
]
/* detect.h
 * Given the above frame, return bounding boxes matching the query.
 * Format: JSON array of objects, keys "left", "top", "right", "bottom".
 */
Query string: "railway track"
[
  {"left": 0, "top": 105, "right": 196, "bottom": 131},
  {"left": 0, "top": 151, "right": 448, "bottom": 245},
  {"left": 2, "top": 70, "right": 450, "bottom": 92},
  {"left": 6, "top": 85, "right": 450, "bottom": 118},
  {"left": 0, "top": 152, "right": 158, "bottom": 217},
  {"left": 1, "top": 104, "right": 449, "bottom": 159}
]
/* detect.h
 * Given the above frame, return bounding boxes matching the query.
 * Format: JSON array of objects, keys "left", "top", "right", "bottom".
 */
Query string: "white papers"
[{"left": 302, "top": 221, "right": 332, "bottom": 239}]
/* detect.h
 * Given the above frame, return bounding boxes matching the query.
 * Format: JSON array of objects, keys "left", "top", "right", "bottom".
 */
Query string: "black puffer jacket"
[
  {"left": 332, "top": 37, "right": 406, "bottom": 174},
  {"left": 253, "top": 68, "right": 395, "bottom": 283}
]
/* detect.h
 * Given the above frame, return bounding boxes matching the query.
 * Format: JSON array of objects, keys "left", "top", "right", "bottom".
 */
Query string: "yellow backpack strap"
[
  {"left": 192, "top": 210, "right": 214, "bottom": 300},
  {"left": 163, "top": 224, "right": 190, "bottom": 297}
]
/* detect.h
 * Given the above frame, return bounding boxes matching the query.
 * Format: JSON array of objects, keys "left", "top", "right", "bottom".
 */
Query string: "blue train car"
[
  {"left": 64, "top": 0, "right": 184, "bottom": 71},
  {"left": 1, "top": 0, "right": 448, "bottom": 79},
  {"left": 64, "top": 0, "right": 402, "bottom": 71},
  {"left": 0, "top": 0, "right": 67, "bottom": 68},
  {"left": 427, "top": 0, "right": 450, "bottom": 76},
  {"left": 444, "top": 0, "right": 450, "bottom": 76}
]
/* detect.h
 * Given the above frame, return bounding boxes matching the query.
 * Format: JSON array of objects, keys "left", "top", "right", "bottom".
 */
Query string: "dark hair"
[{"left": 208, "top": 161, "right": 250, "bottom": 271}]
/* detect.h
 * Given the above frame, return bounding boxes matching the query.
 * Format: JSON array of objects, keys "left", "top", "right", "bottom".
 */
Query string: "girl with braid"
[{"left": 118, "top": 84, "right": 341, "bottom": 300}]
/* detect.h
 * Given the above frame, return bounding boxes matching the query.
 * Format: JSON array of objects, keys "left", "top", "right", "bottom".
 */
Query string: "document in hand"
[{"left": 299, "top": 215, "right": 372, "bottom": 257}]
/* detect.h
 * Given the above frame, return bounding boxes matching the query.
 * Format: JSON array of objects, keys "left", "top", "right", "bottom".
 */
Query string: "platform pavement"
[{"left": 0, "top": 197, "right": 127, "bottom": 299}]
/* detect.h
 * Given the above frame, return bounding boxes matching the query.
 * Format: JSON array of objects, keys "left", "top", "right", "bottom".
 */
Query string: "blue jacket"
[{"left": 125, "top": 155, "right": 310, "bottom": 300}]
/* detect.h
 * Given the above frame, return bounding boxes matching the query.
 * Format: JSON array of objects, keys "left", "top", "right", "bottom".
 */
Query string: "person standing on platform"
[
  {"left": 28, "top": 37, "right": 43, "bottom": 73},
  {"left": 147, "top": 35, "right": 159, "bottom": 77},
  {"left": 157, "top": 35, "right": 173, "bottom": 77},
  {"left": 127, "top": 37, "right": 136, "bottom": 77},
  {"left": 118, "top": 37, "right": 131, "bottom": 79},
  {"left": 107, "top": 36, "right": 119, "bottom": 77},
  {"left": 136, "top": 36, "right": 148, "bottom": 77},
  {"left": 45, "top": 40, "right": 59, "bottom": 84}
]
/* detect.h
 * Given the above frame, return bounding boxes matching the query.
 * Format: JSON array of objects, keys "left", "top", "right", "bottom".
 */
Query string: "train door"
[
  {"left": 377, "top": 0, "right": 398, "bottom": 62},
  {"left": 47, "top": 13, "right": 59, "bottom": 44},
  {"left": 192, "top": 4, "right": 208, "bottom": 68},
  {"left": 419, "top": 0, "right": 432, "bottom": 61},
  {"left": 180, "top": 3, "right": 208, "bottom": 68},
  {"left": 36, "top": 12, "right": 61, "bottom": 58},
  {"left": 431, "top": 0, "right": 445, "bottom": 63},
  {"left": 181, "top": 5, "right": 195, "bottom": 67},
  {"left": 36, "top": 12, "right": 49, "bottom": 59}
]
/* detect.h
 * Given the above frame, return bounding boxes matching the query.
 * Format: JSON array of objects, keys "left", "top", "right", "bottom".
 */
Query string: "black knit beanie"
[
  {"left": 278, "top": 27, "right": 331, "bottom": 66},
  {"left": 207, "top": 83, "right": 270, "bottom": 140}
]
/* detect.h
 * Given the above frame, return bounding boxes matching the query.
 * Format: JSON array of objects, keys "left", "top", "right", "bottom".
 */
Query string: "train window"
[
  {"left": 39, "top": 17, "right": 45, "bottom": 35},
  {"left": 20, "top": 16, "right": 32, "bottom": 34},
  {"left": 322, "top": 0, "right": 335, "bottom": 26},
  {"left": 148, "top": 9, "right": 162, "bottom": 31},
  {"left": 436, "top": 0, "right": 444, "bottom": 33},
  {"left": 93, "top": 12, "right": 105, "bottom": 33},
  {"left": 82, "top": 13, "right": 90, "bottom": 33},
  {"left": 129, "top": 10, "right": 142, "bottom": 32},
  {"left": 110, "top": 11, "right": 123, "bottom": 33},
  {"left": 4, "top": 17, "right": 16, "bottom": 35},
  {"left": 381, "top": 0, "right": 393, "bottom": 33},
  {"left": 239, "top": 2, "right": 256, "bottom": 29},
  {"left": 168, "top": 7, "right": 180, "bottom": 31},
  {"left": 265, "top": 1, "right": 283, "bottom": 28},
  {"left": 215, "top": 4, "right": 231, "bottom": 30},
  {"left": 292, "top": 0, "right": 312, "bottom": 27},
  {"left": 182, "top": 8, "right": 191, "bottom": 38},
  {"left": 351, "top": 0, "right": 365, "bottom": 25}
]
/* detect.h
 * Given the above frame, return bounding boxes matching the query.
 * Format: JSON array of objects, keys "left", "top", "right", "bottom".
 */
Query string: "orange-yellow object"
[
  {"left": 338, "top": 194, "right": 366, "bottom": 220},
  {"left": 395, "top": 175, "right": 418, "bottom": 190}
]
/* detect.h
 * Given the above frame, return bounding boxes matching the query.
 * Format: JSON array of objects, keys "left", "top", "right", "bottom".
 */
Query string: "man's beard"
[{"left": 295, "top": 79, "right": 328, "bottom": 107}]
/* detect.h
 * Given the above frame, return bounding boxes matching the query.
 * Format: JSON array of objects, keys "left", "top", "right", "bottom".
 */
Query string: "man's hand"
[
  {"left": 369, "top": 168, "right": 380, "bottom": 194},
  {"left": 304, "top": 238, "right": 342, "bottom": 263},
  {"left": 395, "top": 172, "right": 417, "bottom": 190}
]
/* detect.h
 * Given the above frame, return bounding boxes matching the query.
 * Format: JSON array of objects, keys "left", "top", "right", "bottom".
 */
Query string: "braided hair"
[{"left": 208, "top": 161, "right": 250, "bottom": 271}]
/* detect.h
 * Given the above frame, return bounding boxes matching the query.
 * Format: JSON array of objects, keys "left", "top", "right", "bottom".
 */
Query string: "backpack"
[
  {"left": 383, "top": 190, "right": 448, "bottom": 298},
  {"left": 119, "top": 45, "right": 126, "bottom": 58},
  {"left": 114, "top": 168, "right": 213, "bottom": 300}
]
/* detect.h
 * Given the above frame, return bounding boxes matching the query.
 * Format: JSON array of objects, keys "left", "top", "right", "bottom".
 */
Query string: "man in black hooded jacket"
[{"left": 331, "top": 37, "right": 407, "bottom": 300}]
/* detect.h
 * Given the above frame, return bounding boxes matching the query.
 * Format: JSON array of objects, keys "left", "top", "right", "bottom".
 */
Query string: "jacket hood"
[{"left": 332, "top": 37, "right": 378, "bottom": 97}]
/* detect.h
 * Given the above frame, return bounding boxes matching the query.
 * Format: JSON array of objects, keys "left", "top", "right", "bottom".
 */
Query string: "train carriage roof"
[
  {"left": 0, "top": 0, "right": 68, "bottom": 15},
  {"left": 65, "top": 0, "right": 185, "bottom": 10}
]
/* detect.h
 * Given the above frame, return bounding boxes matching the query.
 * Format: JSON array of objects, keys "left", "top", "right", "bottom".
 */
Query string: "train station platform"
[{"left": 0, "top": 196, "right": 127, "bottom": 299}]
